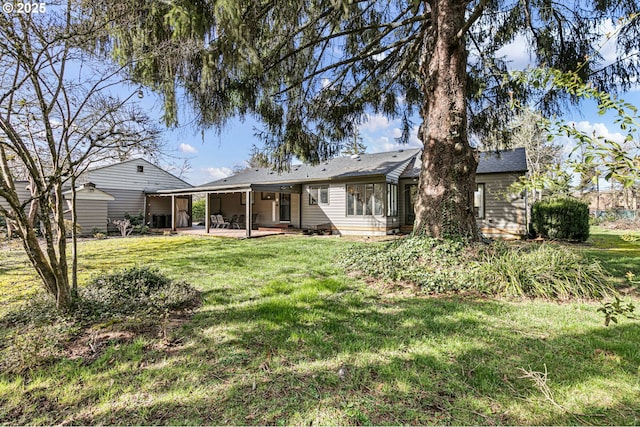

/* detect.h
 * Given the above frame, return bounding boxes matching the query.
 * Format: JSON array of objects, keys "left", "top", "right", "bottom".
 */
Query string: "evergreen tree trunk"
[{"left": 413, "top": 0, "right": 478, "bottom": 240}]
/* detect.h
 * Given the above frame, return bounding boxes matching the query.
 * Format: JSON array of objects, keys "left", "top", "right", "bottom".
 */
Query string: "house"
[
  {"left": 399, "top": 148, "right": 528, "bottom": 238},
  {"left": 1, "top": 158, "right": 193, "bottom": 236},
  {"left": 158, "top": 147, "right": 528, "bottom": 238},
  {"left": 79, "top": 158, "right": 193, "bottom": 232}
]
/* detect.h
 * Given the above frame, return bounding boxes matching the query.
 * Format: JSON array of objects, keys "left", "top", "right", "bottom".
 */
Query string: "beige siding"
[
  {"left": 0, "top": 181, "right": 31, "bottom": 211},
  {"left": 101, "top": 189, "right": 145, "bottom": 219},
  {"left": 84, "top": 159, "right": 190, "bottom": 192},
  {"left": 398, "top": 173, "right": 526, "bottom": 238},
  {"left": 476, "top": 173, "right": 526, "bottom": 238},
  {"left": 386, "top": 155, "right": 416, "bottom": 183},
  {"left": 301, "top": 181, "right": 391, "bottom": 235},
  {"left": 65, "top": 200, "right": 109, "bottom": 235}
]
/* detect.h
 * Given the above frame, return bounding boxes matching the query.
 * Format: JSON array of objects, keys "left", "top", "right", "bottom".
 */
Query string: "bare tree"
[{"left": 0, "top": 4, "right": 161, "bottom": 310}]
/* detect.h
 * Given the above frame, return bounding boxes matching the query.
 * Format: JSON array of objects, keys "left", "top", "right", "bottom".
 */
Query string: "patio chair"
[
  {"left": 210, "top": 215, "right": 220, "bottom": 228},
  {"left": 234, "top": 214, "right": 245, "bottom": 229},
  {"left": 230, "top": 214, "right": 239, "bottom": 229},
  {"left": 216, "top": 214, "right": 230, "bottom": 228}
]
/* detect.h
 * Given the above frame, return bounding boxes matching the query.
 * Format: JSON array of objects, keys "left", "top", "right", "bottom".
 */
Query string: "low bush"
[
  {"left": 476, "top": 242, "right": 612, "bottom": 299},
  {"left": 78, "top": 266, "right": 201, "bottom": 319},
  {"left": 339, "top": 236, "right": 613, "bottom": 299},
  {"left": 339, "top": 236, "right": 477, "bottom": 293},
  {"left": 531, "top": 197, "right": 590, "bottom": 241}
]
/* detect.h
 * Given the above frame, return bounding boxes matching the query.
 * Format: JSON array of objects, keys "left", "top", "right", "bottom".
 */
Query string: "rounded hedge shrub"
[
  {"left": 531, "top": 197, "right": 590, "bottom": 241},
  {"left": 79, "top": 266, "right": 201, "bottom": 319}
]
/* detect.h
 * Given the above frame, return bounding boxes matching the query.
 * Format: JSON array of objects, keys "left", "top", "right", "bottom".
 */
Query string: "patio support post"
[
  {"left": 205, "top": 193, "right": 211, "bottom": 233},
  {"left": 245, "top": 189, "right": 252, "bottom": 238},
  {"left": 171, "top": 195, "right": 176, "bottom": 231}
]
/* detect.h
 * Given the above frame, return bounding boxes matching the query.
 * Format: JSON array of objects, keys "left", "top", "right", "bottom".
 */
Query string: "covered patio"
[{"left": 156, "top": 183, "right": 302, "bottom": 238}]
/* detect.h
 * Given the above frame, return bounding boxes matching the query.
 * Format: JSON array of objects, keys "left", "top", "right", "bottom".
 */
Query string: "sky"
[{"left": 145, "top": 23, "right": 640, "bottom": 186}]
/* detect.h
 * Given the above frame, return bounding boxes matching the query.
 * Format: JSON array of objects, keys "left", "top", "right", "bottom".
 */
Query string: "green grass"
[
  {"left": 583, "top": 226, "right": 640, "bottom": 287},
  {"left": 1, "top": 233, "right": 639, "bottom": 425}
]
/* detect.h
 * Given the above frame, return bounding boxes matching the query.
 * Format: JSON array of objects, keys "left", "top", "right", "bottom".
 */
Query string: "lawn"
[{"left": 0, "top": 231, "right": 639, "bottom": 425}]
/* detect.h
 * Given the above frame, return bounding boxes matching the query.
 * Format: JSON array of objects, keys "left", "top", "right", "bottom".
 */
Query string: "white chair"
[
  {"left": 210, "top": 215, "right": 220, "bottom": 228},
  {"left": 216, "top": 214, "right": 230, "bottom": 228}
]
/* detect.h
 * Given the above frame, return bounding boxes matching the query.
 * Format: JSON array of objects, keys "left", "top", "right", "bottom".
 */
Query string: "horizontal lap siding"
[
  {"left": 476, "top": 173, "right": 526, "bottom": 237},
  {"left": 102, "top": 189, "right": 145, "bottom": 219},
  {"left": 85, "top": 159, "right": 189, "bottom": 192},
  {"left": 66, "top": 200, "right": 109, "bottom": 234},
  {"left": 0, "top": 182, "right": 31, "bottom": 211},
  {"left": 301, "top": 182, "right": 390, "bottom": 235}
]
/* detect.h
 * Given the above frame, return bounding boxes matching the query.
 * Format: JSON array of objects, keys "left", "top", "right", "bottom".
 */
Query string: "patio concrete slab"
[{"left": 174, "top": 226, "right": 284, "bottom": 239}]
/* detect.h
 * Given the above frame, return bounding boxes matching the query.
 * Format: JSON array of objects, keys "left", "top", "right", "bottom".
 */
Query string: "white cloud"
[
  {"left": 365, "top": 125, "right": 423, "bottom": 153},
  {"left": 495, "top": 34, "right": 532, "bottom": 70},
  {"left": 359, "top": 114, "right": 398, "bottom": 133},
  {"left": 179, "top": 143, "right": 197, "bottom": 154},
  {"left": 206, "top": 166, "right": 233, "bottom": 181},
  {"left": 572, "top": 120, "right": 627, "bottom": 144}
]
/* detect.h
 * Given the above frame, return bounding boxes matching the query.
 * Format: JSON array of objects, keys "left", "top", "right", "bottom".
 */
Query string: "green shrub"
[
  {"left": 476, "top": 243, "right": 613, "bottom": 299},
  {"left": 78, "top": 266, "right": 201, "bottom": 319},
  {"left": 192, "top": 198, "right": 205, "bottom": 223},
  {"left": 532, "top": 197, "right": 590, "bottom": 241}
]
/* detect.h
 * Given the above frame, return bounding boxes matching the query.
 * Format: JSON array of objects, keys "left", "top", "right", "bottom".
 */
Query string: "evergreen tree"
[
  {"left": 95, "top": 0, "right": 640, "bottom": 239},
  {"left": 342, "top": 129, "right": 367, "bottom": 156}
]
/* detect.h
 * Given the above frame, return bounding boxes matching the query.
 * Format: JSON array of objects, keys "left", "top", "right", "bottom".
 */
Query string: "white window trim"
[{"left": 309, "top": 185, "right": 329, "bottom": 205}]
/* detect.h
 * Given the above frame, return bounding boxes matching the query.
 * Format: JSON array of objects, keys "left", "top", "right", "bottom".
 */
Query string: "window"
[
  {"left": 240, "top": 192, "right": 255, "bottom": 205},
  {"left": 137, "top": 165, "right": 144, "bottom": 173},
  {"left": 309, "top": 185, "right": 329, "bottom": 205},
  {"left": 474, "top": 183, "right": 485, "bottom": 219},
  {"left": 346, "top": 183, "right": 386, "bottom": 216},
  {"left": 387, "top": 183, "right": 398, "bottom": 217}
]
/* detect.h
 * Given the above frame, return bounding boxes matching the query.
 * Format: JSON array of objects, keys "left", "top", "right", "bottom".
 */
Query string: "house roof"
[
  {"left": 192, "top": 148, "right": 422, "bottom": 191},
  {"left": 159, "top": 146, "right": 527, "bottom": 195},
  {"left": 62, "top": 184, "right": 115, "bottom": 201},
  {"left": 400, "top": 147, "right": 528, "bottom": 178}
]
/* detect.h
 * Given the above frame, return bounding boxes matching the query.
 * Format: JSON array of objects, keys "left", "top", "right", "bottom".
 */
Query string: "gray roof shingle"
[
  {"left": 400, "top": 147, "right": 527, "bottom": 178},
  {"left": 161, "top": 147, "right": 527, "bottom": 194},
  {"left": 196, "top": 148, "right": 421, "bottom": 190}
]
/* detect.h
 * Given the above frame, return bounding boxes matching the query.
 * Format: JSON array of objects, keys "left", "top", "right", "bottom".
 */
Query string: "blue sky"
[{"left": 146, "top": 19, "right": 640, "bottom": 186}]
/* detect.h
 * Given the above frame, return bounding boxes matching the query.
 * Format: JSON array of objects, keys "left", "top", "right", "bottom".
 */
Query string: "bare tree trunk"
[
  {"left": 69, "top": 175, "right": 78, "bottom": 298},
  {"left": 414, "top": 0, "right": 479, "bottom": 240}
]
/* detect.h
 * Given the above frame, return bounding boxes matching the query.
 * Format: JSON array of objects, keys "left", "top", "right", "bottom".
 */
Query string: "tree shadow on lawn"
[
  {"left": 4, "top": 289, "right": 639, "bottom": 426},
  {"left": 583, "top": 232, "right": 640, "bottom": 282}
]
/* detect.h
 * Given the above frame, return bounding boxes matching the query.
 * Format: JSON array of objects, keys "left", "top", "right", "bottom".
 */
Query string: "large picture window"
[
  {"left": 474, "top": 183, "right": 485, "bottom": 219},
  {"left": 346, "top": 183, "right": 386, "bottom": 216},
  {"left": 309, "top": 185, "right": 329, "bottom": 205}
]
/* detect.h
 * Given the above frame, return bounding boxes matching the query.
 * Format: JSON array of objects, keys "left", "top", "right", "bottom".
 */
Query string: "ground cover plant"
[
  {"left": 339, "top": 236, "right": 613, "bottom": 299},
  {"left": 0, "top": 233, "right": 639, "bottom": 425}
]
